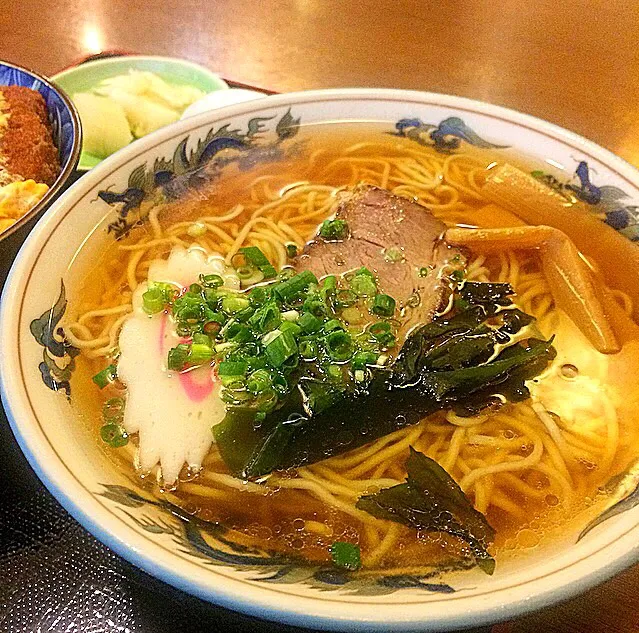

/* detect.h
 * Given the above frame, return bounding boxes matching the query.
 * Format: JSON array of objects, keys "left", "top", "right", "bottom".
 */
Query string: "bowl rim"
[
  {"left": 2, "top": 87, "right": 639, "bottom": 631},
  {"left": 0, "top": 58, "right": 82, "bottom": 243},
  {"left": 50, "top": 54, "right": 230, "bottom": 89}
]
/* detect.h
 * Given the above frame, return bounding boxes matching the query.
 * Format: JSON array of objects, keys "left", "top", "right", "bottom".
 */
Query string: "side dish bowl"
[
  {"left": 2, "top": 89, "right": 639, "bottom": 632},
  {"left": 0, "top": 59, "right": 81, "bottom": 287},
  {"left": 52, "top": 55, "right": 228, "bottom": 171}
]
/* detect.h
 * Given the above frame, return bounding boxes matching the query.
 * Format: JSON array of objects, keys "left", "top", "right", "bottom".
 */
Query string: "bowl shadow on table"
[{"left": 0, "top": 405, "right": 493, "bottom": 633}]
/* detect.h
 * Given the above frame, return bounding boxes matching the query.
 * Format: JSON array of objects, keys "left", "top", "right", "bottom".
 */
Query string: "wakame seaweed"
[
  {"left": 213, "top": 282, "right": 557, "bottom": 479},
  {"left": 357, "top": 448, "right": 496, "bottom": 574}
]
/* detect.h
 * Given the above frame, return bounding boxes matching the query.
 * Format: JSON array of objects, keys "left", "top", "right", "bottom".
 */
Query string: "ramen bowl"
[
  {"left": 0, "top": 59, "right": 82, "bottom": 289},
  {"left": 2, "top": 89, "right": 639, "bottom": 632}
]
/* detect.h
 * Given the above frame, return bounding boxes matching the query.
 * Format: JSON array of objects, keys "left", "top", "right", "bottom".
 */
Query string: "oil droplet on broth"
[
  {"left": 305, "top": 520, "right": 333, "bottom": 537},
  {"left": 545, "top": 494, "right": 560, "bottom": 507},
  {"left": 516, "top": 529, "right": 541, "bottom": 548},
  {"left": 560, "top": 363, "right": 579, "bottom": 379}
]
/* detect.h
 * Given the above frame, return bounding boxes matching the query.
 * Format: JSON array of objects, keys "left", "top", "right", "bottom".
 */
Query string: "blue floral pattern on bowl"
[
  {"left": 97, "top": 109, "right": 302, "bottom": 239},
  {"left": 29, "top": 281, "right": 79, "bottom": 396},
  {"left": 392, "top": 116, "right": 508, "bottom": 153},
  {"left": 532, "top": 161, "right": 639, "bottom": 241},
  {"left": 99, "top": 482, "right": 465, "bottom": 595}
]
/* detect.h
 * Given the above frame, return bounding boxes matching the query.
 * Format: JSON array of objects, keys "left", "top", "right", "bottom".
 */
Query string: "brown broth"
[{"left": 68, "top": 122, "right": 639, "bottom": 572}]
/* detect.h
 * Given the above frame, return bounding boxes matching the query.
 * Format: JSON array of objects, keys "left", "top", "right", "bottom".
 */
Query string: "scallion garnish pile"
[{"left": 136, "top": 246, "right": 399, "bottom": 419}]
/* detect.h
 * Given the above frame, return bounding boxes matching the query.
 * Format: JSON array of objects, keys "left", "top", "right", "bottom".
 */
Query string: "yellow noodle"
[
  {"left": 365, "top": 523, "right": 401, "bottom": 567},
  {"left": 65, "top": 137, "right": 634, "bottom": 570}
]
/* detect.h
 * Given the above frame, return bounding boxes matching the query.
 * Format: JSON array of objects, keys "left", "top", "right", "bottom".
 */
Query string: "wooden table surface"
[{"left": 2, "top": 0, "right": 638, "bottom": 631}]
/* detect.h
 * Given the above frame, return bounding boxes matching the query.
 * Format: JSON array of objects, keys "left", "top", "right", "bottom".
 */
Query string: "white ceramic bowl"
[{"left": 2, "top": 89, "right": 639, "bottom": 632}]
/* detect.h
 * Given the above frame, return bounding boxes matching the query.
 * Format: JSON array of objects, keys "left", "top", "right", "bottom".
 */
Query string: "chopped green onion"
[
  {"left": 281, "top": 309, "right": 299, "bottom": 322},
  {"left": 236, "top": 264, "right": 258, "bottom": 280},
  {"left": 249, "top": 303, "right": 281, "bottom": 332},
  {"left": 303, "top": 299, "right": 328, "bottom": 318},
  {"left": 200, "top": 273, "right": 224, "bottom": 288},
  {"left": 190, "top": 333, "right": 213, "bottom": 364},
  {"left": 378, "top": 332, "right": 396, "bottom": 347},
  {"left": 298, "top": 311, "right": 323, "bottom": 333},
  {"left": 222, "top": 322, "right": 253, "bottom": 344},
  {"left": 100, "top": 423, "right": 129, "bottom": 448},
  {"left": 249, "top": 286, "right": 268, "bottom": 306},
  {"left": 279, "top": 320, "right": 301, "bottom": 337},
  {"left": 189, "top": 283, "right": 203, "bottom": 294},
  {"left": 142, "top": 286, "right": 167, "bottom": 314},
  {"left": 281, "top": 353, "right": 299, "bottom": 370},
  {"left": 418, "top": 267, "right": 430, "bottom": 278},
  {"left": 234, "top": 306, "right": 256, "bottom": 323},
  {"left": 274, "top": 270, "right": 318, "bottom": 301},
  {"left": 102, "top": 397, "right": 125, "bottom": 422},
  {"left": 352, "top": 350, "right": 377, "bottom": 369},
  {"left": 278, "top": 267, "right": 296, "bottom": 281},
  {"left": 326, "top": 364, "right": 344, "bottom": 383},
  {"left": 354, "top": 369, "right": 366, "bottom": 382},
  {"left": 325, "top": 330, "right": 354, "bottom": 361},
  {"left": 218, "top": 360, "right": 248, "bottom": 377},
  {"left": 256, "top": 389, "right": 279, "bottom": 413},
  {"left": 319, "top": 219, "right": 349, "bottom": 240},
  {"left": 299, "top": 339, "right": 318, "bottom": 360},
  {"left": 371, "top": 294, "right": 396, "bottom": 317},
  {"left": 239, "top": 246, "right": 277, "bottom": 279},
  {"left": 168, "top": 344, "right": 190, "bottom": 371},
  {"left": 203, "top": 289, "right": 220, "bottom": 308},
  {"left": 341, "top": 306, "right": 362, "bottom": 324},
  {"left": 265, "top": 329, "right": 298, "bottom": 367},
  {"left": 246, "top": 369, "right": 272, "bottom": 394},
  {"left": 321, "top": 275, "right": 337, "bottom": 290},
  {"left": 368, "top": 321, "right": 391, "bottom": 340},
  {"left": 271, "top": 373, "right": 288, "bottom": 395},
  {"left": 145, "top": 282, "right": 178, "bottom": 314},
  {"left": 349, "top": 273, "right": 377, "bottom": 297},
  {"left": 384, "top": 246, "right": 404, "bottom": 263},
  {"left": 330, "top": 542, "right": 361, "bottom": 571},
  {"left": 261, "top": 330, "right": 280, "bottom": 346},
  {"left": 452, "top": 269, "right": 465, "bottom": 282},
  {"left": 353, "top": 266, "right": 375, "bottom": 279},
  {"left": 206, "top": 311, "right": 226, "bottom": 325},
  {"left": 189, "top": 346, "right": 213, "bottom": 365},
  {"left": 367, "top": 321, "right": 395, "bottom": 347},
  {"left": 286, "top": 243, "right": 298, "bottom": 259},
  {"left": 215, "top": 341, "right": 237, "bottom": 353},
  {"left": 92, "top": 364, "right": 117, "bottom": 389},
  {"left": 336, "top": 289, "right": 357, "bottom": 307},
  {"left": 324, "top": 319, "right": 344, "bottom": 332},
  {"left": 192, "top": 333, "right": 210, "bottom": 345},
  {"left": 222, "top": 295, "right": 251, "bottom": 314}
]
